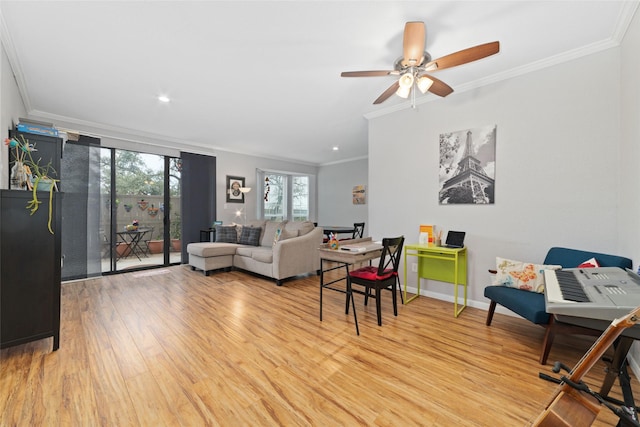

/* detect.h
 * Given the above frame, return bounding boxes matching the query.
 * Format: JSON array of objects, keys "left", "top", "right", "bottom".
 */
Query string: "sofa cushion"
[
  {"left": 235, "top": 247, "right": 254, "bottom": 257},
  {"left": 215, "top": 225, "right": 237, "bottom": 243},
  {"left": 350, "top": 266, "right": 394, "bottom": 281},
  {"left": 261, "top": 221, "right": 287, "bottom": 247},
  {"left": 251, "top": 247, "right": 273, "bottom": 263},
  {"left": 187, "top": 242, "right": 238, "bottom": 257},
  {"left": 284, "top": 221, "right": 315, "bottom": 237},
  {"left": 235, "top": 246, "right": 273, "bottom": 263},
  {"left": 238, "top": 226, "right": 262, "bottom": 246},
  {"left": 495, "top": 257, "right": 561, "bottom": 293},
  {"left": 484, "top": 286, "right": 550, "bottom": 324}
]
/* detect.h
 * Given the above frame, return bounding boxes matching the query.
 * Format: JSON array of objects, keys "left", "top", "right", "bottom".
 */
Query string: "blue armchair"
[{"left": 484, "top": 247, "right": 632, "bottom": 364}]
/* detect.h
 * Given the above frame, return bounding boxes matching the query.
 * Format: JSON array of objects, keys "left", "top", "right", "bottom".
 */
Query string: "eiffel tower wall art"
[{"left": 439, "top": 125, "right": 496, "bottom": 205}]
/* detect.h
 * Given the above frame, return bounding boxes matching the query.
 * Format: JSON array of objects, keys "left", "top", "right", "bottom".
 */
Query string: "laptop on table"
[{"left": 443, "top": 231, "right": 466, "bottom": 249}]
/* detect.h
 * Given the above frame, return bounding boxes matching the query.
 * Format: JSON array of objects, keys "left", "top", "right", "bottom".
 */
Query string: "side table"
[
  {"left": 403, "top": 243, "right": 468, "bottom": 317},
  {"left": 200, "top": 228, "right": 216, "bottom": 242}
]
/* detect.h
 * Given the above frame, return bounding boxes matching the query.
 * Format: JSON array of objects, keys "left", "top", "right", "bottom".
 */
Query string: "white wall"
[
  {"left": 618, "top": 5, "right": 640, "bottom": 370},
  {"left": 317, "top": 158, "right": 368, "bottom": 234},
  {"left": 0, "top": 41, "right": 27, "bottom": 189},
  {"left": 619, "top": 6, "right": 640, "bottom": 270},
  {"left": 369, "top": 47, "right": 623, "bottom": 307}
]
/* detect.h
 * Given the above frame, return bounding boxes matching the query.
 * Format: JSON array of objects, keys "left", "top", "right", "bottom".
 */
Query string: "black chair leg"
[
  {"left": 392, "top": 282, "right": 398, "bottom": 316},
  {"left": 347, "top": 279, "right": 359, "bottom": 335},
  {"left": 345, "top": 292, "right": 350, "bottom": 314},
  {"left": 375, "top": 288, "right": 382, "bottom": 326}
]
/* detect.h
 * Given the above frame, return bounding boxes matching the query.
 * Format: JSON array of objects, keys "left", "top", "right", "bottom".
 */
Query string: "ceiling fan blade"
[
  {"left": 341, "top": 70, "right": 393, "bottom": 77},
  {"left": 373, "top": 81, "right": 400, "bottom": 104},
  {"left": 421, "top": 73, "right": 454, "bottom": 97},
  {"left": 423, "top": 41, "right": 500, "bottom": 71},
  {"left": 401, "top": 21, "right": 425, "bottom": 68}
]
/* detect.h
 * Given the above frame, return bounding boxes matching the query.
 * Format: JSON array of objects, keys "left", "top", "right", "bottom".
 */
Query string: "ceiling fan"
[{"left": 341, "top": 21, "right": 500, "bottom": 105}]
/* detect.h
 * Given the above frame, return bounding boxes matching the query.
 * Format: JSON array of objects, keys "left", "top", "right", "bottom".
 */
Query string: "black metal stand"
[{"left": 539, "top": 340, "right": 640, "bottom": 426}]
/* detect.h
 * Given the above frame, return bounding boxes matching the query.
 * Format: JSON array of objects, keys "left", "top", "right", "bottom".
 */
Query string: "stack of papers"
[{"left": 340, "top": 243, "right": 382, "bottom": 252}]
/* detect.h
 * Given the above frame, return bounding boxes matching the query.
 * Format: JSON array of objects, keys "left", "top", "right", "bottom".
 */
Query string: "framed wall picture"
[
  {"left": 352, "top": 185, "right": 366, "bottom": 204},
  {"left": 438, "top": 124, "right": 496, "bottom": 205},
  {"left": 226, "top": 175, "right": 245, "bottom": 203}
]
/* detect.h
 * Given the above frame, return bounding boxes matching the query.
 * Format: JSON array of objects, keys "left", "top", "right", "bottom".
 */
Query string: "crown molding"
[
  {"left": 319, "top": 155, "right": 368, "bottom": 167},
  {"left": 29, "top": 109, "right": 321, "bottom": 167}
]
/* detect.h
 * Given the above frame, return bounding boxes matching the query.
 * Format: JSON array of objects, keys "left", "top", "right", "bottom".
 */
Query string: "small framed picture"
[{"left": 226, "top": 175, "right": 245, "bottom": 203}]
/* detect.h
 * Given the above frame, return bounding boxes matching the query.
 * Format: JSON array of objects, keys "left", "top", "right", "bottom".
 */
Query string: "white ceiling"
[{"left": 0, "top": 1, "right": 637, "bottom": 165}]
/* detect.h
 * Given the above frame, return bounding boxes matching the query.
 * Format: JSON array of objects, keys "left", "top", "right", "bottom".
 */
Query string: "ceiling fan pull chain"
[{"left": 411, "top": 78, "right": 417, "bottom": 109}]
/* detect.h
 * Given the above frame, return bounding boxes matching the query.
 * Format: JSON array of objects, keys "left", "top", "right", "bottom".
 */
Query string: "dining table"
[{"left": 115, "top": 227, "right": 153, "bottom": 261}]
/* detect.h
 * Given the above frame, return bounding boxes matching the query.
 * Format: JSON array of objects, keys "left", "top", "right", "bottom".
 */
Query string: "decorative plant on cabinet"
[{"left": 5, "top": 134, "right": 59, "bottom": 234}]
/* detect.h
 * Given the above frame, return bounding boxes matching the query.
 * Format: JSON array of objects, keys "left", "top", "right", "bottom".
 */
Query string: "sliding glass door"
[
  {"left": 110, "top": 151, "right": 163, "bottom": 271},
  {"left": 60, "top": 142, "right": 189, "bottom": 280}
]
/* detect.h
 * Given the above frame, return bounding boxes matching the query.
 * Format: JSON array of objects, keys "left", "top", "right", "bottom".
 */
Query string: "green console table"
[{"left": 403, "top": 243, "right": 468, "bottom": 317}]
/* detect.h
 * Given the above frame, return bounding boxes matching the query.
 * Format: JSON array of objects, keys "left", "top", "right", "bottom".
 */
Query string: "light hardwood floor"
[{"left": 1, "top": 265, "right": 638, "bottom": 426}]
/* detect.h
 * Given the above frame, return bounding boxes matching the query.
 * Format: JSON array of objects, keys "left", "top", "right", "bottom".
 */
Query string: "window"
[
  {"left": 292, "top": 176, "right": 309, "bottom": 221},
  {"left": 260, "top": 171, "right": 310, "bottom": 221}
]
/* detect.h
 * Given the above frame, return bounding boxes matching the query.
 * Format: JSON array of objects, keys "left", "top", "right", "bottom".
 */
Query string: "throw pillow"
[
  {"left": 578, "top": 257, "right": 600, "bottom": 268},
  {"left": 238, "top": 226, "right": 262, "bottom": 246},
  {"left": 215, "top": 225, "right": 237, "bottom": 243},
  {"left": 495, "top": 257, "right": 561, "bottom": 293}
]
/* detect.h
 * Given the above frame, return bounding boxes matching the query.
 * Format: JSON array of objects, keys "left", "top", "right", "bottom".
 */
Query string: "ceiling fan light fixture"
[
  {"left": 396, "top": 72, "right": 414, "bottom": 98},
  {"left": 396, "top": 85, "right": 411, "bottom": 99},
  {"left": 417, "top": 76, "right": 434, "bottom": 94},
  {"left": 398, "top": 72, "right": 414, "bottom": 88}
]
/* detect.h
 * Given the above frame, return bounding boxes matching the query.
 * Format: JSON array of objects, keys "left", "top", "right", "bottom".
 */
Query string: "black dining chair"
[
  {"left": 352, "top": 222, "right": 365, "bottom": 239},
  {"left": 141, "top": 227, "right": 154, "bottom": 256},
  {"left": 346, "top": 236, "right": 404, "bottom": 333}
]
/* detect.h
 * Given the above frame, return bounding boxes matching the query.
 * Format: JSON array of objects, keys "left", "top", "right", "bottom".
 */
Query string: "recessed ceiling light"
[
  {"left": 332, "top": 146, "right": 339, "bottom": 151},
  {"left": 158, "top": 95, "right": 170, "bottom": 103}
]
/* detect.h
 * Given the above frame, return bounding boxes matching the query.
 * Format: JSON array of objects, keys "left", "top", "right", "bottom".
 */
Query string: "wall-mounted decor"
[
  {"left": 264, "top": 177, "right": 270, "bottom": 202},
  {"left": 352, "top": 185, "right": 366, "bottom": 205},
  {"left": 439, "top": 124, "right": 496, "bottom": 205},
  {"left": 226, "top": 175, "right": 245, "bottom": 203}
]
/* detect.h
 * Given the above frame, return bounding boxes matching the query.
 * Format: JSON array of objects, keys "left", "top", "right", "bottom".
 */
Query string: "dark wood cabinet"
[{"left": 0, "top": 190, "right": 62, "bottom": 350}]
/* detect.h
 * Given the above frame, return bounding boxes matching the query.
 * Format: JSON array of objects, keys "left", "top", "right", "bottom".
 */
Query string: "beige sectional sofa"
[{"left": 187, "top": 220, "right": 323, "bottom": 285}]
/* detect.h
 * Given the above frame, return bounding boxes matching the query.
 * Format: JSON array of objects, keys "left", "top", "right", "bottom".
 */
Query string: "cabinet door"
[{"left": 0, "top": 190, "right": 61, "bottom": 349}]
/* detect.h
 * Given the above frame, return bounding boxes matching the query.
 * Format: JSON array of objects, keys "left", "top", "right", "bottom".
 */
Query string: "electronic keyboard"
[{"left": 544, "top": 267, "right": 640, "bottom": 321}]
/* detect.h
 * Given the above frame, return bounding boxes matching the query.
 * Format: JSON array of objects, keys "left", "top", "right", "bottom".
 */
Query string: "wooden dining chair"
[{"left": 346, "top": 236, "right": 404, "bottom": 332}]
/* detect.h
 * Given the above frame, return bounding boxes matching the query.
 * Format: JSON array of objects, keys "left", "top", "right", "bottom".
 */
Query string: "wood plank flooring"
[{"left": 1, "top": 265, "right": 639, "bottom": 426}]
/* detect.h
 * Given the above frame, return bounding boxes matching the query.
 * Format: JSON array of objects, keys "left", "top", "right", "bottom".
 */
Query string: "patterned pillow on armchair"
[{"left": 494, "top": 257, "right": 561, "bottom": 293}]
